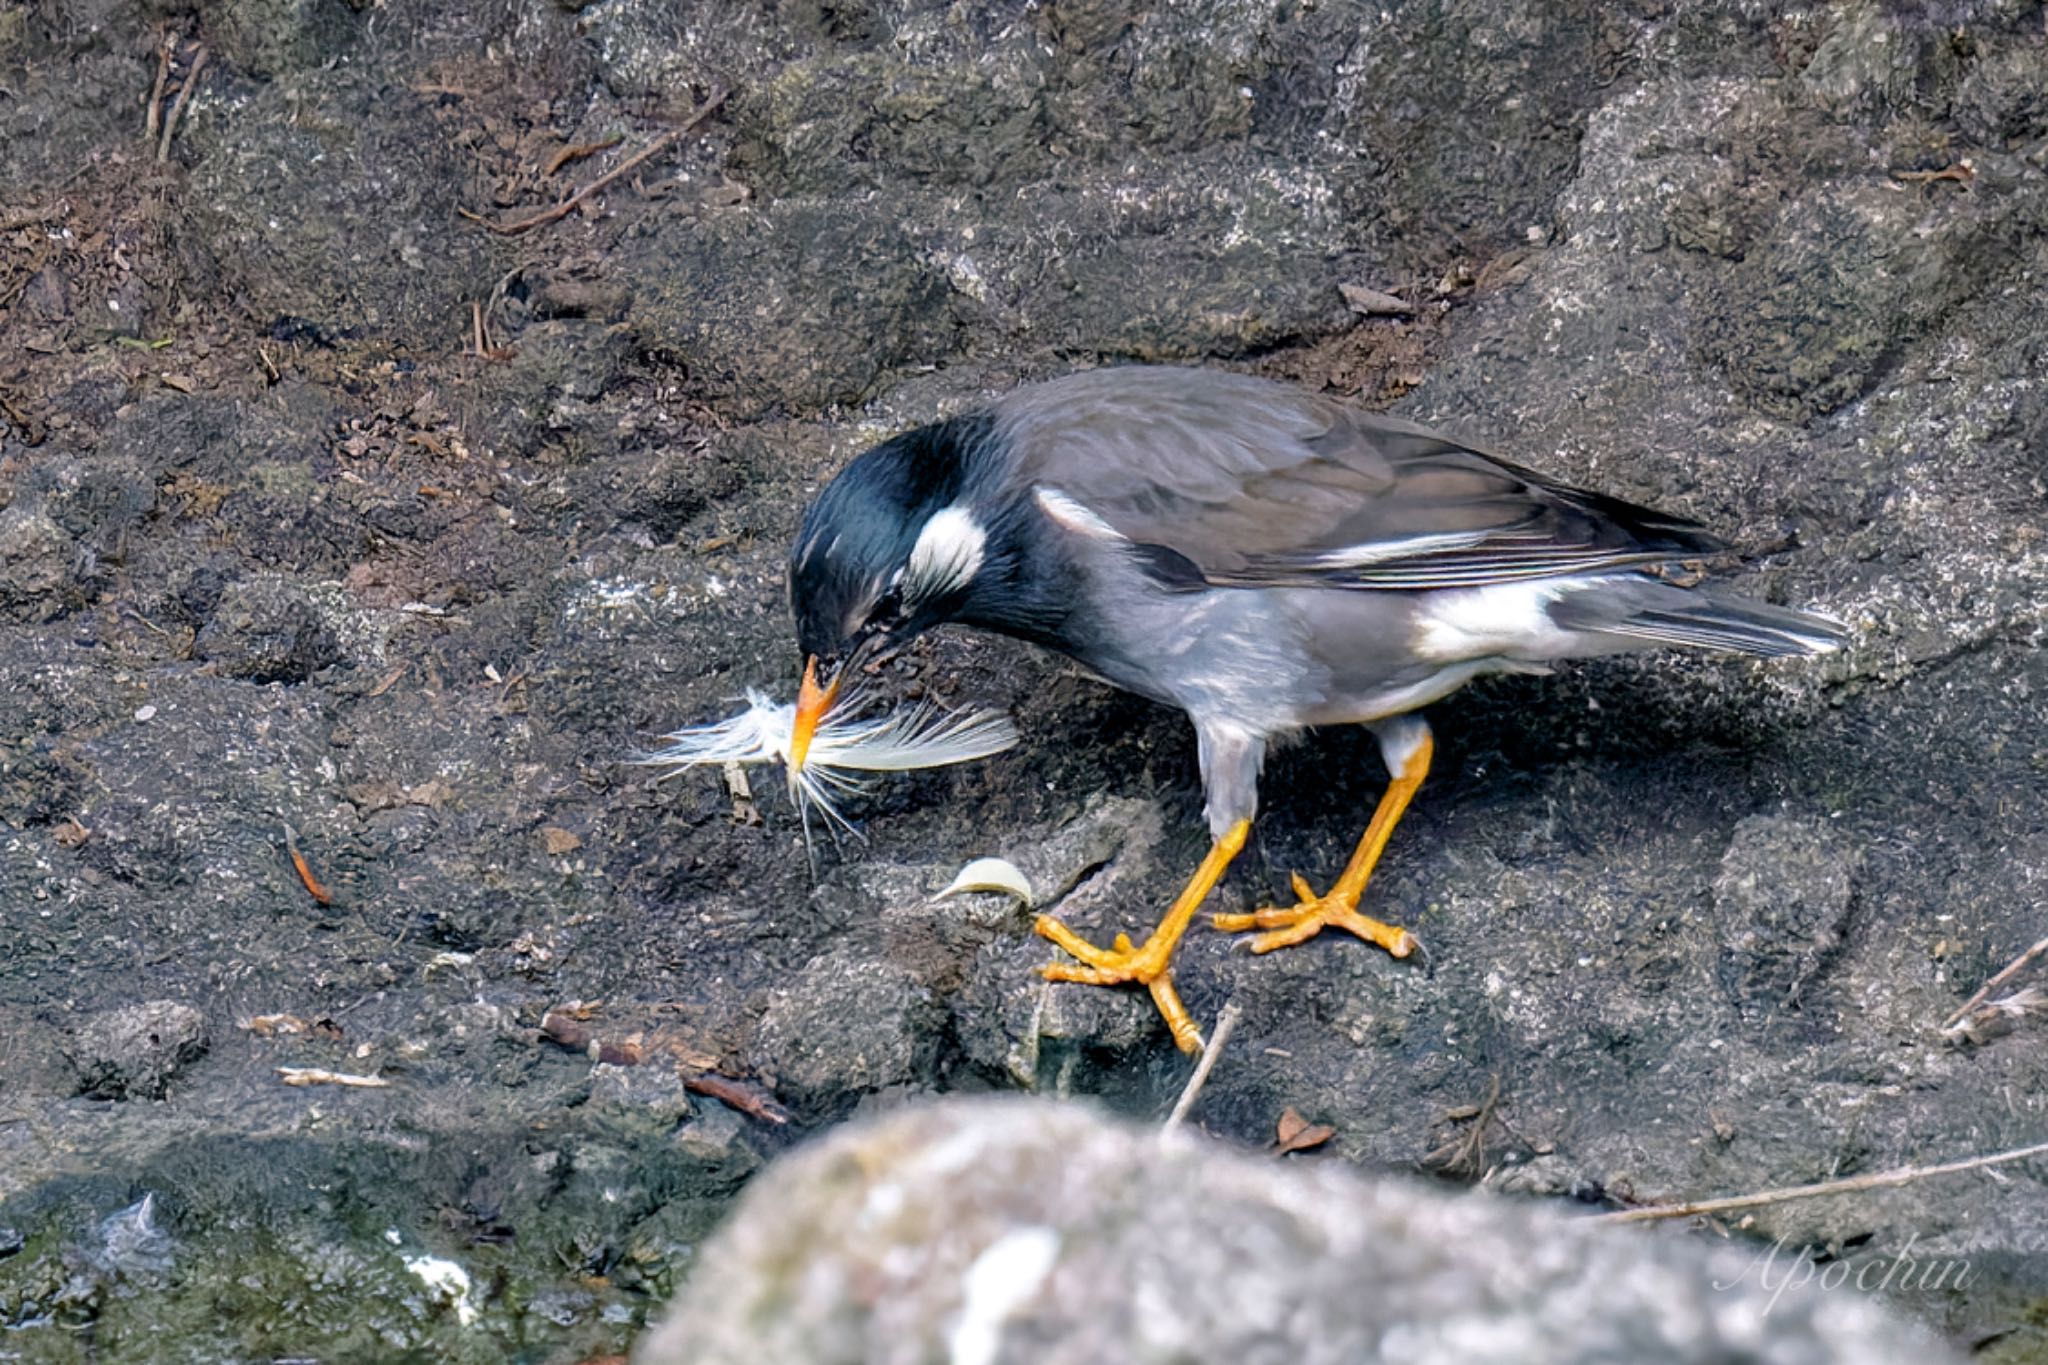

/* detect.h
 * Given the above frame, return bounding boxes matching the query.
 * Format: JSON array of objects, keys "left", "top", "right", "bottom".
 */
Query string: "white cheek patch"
[{"left": 906, "top": 505, "right": 986, "bottom": 597}]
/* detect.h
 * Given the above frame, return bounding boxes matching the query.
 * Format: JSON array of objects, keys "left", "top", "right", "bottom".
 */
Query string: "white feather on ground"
[{"left": 636, "top": 687, "right": 1019, "bottom": 842}]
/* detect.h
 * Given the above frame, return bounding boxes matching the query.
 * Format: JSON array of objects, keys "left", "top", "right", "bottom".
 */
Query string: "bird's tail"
[{"left": 1555, "top": 581, "right": 1848, "bottom": 658}]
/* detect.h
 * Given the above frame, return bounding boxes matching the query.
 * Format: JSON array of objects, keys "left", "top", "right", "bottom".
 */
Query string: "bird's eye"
[{"left": 868, "top": 588, "right": 904, "bottom": 628}]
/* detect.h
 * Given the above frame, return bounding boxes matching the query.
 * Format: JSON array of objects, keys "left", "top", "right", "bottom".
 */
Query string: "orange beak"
[{"left": 789, "top": 655, "right": 841, "bottom": 773}]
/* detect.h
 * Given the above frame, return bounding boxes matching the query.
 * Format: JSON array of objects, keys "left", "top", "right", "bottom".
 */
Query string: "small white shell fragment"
[
  {"left": 403, "top": 1253, "right": 480, "bottom": 1327},
  {"left": 934, "top": 857, "right": 1036, "bottom": 908}
]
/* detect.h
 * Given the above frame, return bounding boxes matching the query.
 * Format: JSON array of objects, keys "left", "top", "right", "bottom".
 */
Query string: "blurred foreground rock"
[{"left": 637, "top": 1098, "right": 1955, "bottom": 1365}]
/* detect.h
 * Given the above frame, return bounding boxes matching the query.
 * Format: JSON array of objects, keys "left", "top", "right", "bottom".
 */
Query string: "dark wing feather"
[{"left": 993, "top": 367, "right": 1722, "bottom": 590}]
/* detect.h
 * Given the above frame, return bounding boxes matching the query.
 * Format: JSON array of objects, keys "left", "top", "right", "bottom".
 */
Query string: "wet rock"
[
  {"left": 31, "top": 456, "right": 156, "bottom": 556},
  {"left": 588, "top": 1062, "right": 694, "bottom": 1134},
  {"left": 1954, "top": 45, "right": 2048, "bottom": 149},
  {"left": 69, "top": 1001, "right": 208, "bottom": 1101},
  {"left": 574, "top": 0, "right": 805, "bottom": 102},
  {"left": 0, "top": 509, "right": 83, "bottom": 624},
  {"left": 1692, "top": 182, "right": 1995, "bottom": 423},
  {"left": 1796, "top": 5, "right": 1957, "bottom": 120},
  {"left": 472, "top": 319, "right": 637, "bottom": 458},
  {"left": 1715, "top": 815, "right": 1859, "bottom": 1012},
  {"left": 621, "top": 201, "right": 957, "bottom": 414},
  {"left": 751, "top": 948, "right": 940, "bottom": 1109},
  {"left": 637, "top": 1098, "right": 1956, "bottom": 1365},
  {"left": 671, "top": 1105, "right": 761, "bottom": 1181},
  {"left": 91, "top": 1193, "right": 175, "bottom": 1281},
  {"left": 6, "top": 0, "right": 2048, "bottom": 1357},
  {"left": 179, "top": 75, "right": 492, "bottom": 341},
  {"left": 949, "top": 797, "right": 1177, "bottom": 1086},
  {"left": 734, "top": 48, "right": 1051, "bottom": 195},
  {"left": 0, "top": 9, "right": 150, "bottom": 193},
  {"left": 193, "top": 576, "right": 340, "bottom": 684},
  {"left": 207, "top": 0, "right": 363, "bottom": 79}
]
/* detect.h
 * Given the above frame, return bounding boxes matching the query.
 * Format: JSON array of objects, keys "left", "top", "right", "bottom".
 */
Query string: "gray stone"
[
  {"left": 207, "top": 0, "right": 362, "bottom": 79},
  {"left": 194, "top": 576, "right": 340, "bottom": 684},
  {"left": 0, "top": 509, "right": 83, "bottom": 624},
  {"left": 1715, "top": 815, "right": 1859, "bottom": 1011},
  {"left": 752, "top": 948, "right": 940, "bottom": 1108},
  {"left": 5, "top": 0, "right": 2048, "bottom": 1357},
  {"left": 588, "top": 1061, "right": 694, "bottom": 1132},
  {"left": 636, "top": 1098, "right": 1957, "bottom": 1365},
  {"left": 70, "top": 1001, "right": 208, "bottom": 1101},
  {"left": 178, "top": 75, "right": 493, "bottom": 342}
]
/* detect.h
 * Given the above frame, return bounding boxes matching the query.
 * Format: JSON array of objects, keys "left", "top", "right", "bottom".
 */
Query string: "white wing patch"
[
  {"left": 1412, "top": 580, "right": 1579, "bottom": 661},
  {"left": 1297, "top": 528, "right": 1493, "bottom": 570},
  {"left": 907, "top": 505, "right": 987, "bottom": 597},
  {"left": 1033, "top": 486, "right": 1125, "bottom": 541}
]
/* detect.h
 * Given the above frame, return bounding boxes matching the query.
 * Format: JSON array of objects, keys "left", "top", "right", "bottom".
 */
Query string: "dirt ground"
[{"left": 3, "top": 2, "right": 2047, "bottom": 1361}]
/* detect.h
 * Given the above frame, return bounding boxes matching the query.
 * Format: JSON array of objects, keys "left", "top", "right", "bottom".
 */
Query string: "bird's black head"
[{"left": 788, "top": 413, "right": 999, "bottom": 686}]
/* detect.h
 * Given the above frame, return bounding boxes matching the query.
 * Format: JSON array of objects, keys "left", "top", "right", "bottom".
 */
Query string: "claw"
[
  {"left": 1215, "top": 883, "right": 1419, "bottom": 956},
  {"left": 1032, "top": 820, "right": 1250, "bottom": 1055}
]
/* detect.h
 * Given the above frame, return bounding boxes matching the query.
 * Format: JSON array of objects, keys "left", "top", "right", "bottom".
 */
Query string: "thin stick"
[
  {"left": 156, "top": 44, "right": 207, "bottom": 162},
  {"left": 544, "top": 134, "right": 624, "bottom": 178},
  {"left": 1593, "top": 1138, "right": 2048, "bottom": 1224},
  {"left": 1161, "top": 1000, "right": 1241, "bottom": 1138},
  {"left": 0, "top": 205, "right": 66, "bottom": 232},
  {"left": 458, "top": 87, "right": 727, "bottom": 237},
  {"left": 1943, "top": 936, "right": 2048, "bottom": 1031},
  {"left": 278, "top": 1067, "right": 389, "bottom": 1089},
  {"left": 146, "top": 32, "right": 173, "bottom": 139},
  {"left": 282, "top": 822, "right": 334, "bottom": 905}
]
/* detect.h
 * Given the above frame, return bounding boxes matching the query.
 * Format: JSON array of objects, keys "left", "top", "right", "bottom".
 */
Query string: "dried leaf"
[
  {"left": 1338, "top": 282, "right": 1415, "bottom": 317},
  {"left": 404, "top": 778, "right": 453, "bottom": 808},
  {"left": 540, "top": 826, "right": 582, "bottom": 855},
  {"left": 1279, "top": 1121, "right": 1337, "bottom": 1155},
  {"left": 1276, "top": 1106, "right": 1308, "bottom": 1147}
]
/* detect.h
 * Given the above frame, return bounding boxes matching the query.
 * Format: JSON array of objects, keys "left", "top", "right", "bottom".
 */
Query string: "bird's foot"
[
  {"left": 1034, "top": 917, "right": 1204, "bottom": 1054},
  {"left": 1213, "top": 872, "right": 1419, "bottom": 958}
]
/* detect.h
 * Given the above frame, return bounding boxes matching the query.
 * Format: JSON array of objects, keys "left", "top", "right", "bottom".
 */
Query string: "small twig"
[
  {"left": 145, "top": 31, "right": 173, "bottom": 139},
  {"left": 458, "top": 87, "right": 727, "bottom": 237},
  {"left": 1893, "top": 163, "right": 1974, "bottom": 186},
  {"left": 1943, "top": 937, "right": 2048, "bottom": 1032},
  {"left": 1161, "top": 1000, "right": 1241, "bottom": 1138},
  {"left": 0, "top": 389, "right": 36, "bottom": 433},
  {"left": 278, "top": 1067, "right": 389, "bottom": 1089},
  {"left": 0, "top": 204, "right": 66, "bottom": 232},
  {"left": 683, "top": 1072, "right": 790, "bottom": 1125},
  {"left": 282, "top": 822, "right": 334, "bottom": 905},
  {"left": 1423, "top": 1072, "right": 1504, "bottom": 1177},
  {"left": 471, "top": 300, "right": 489, "bottom": 358},
  {"left": 1594, "top": 1138, "right": 2048, "bottom": 1224},
  {"left": 544, "top": 134, "right": 624, "bottom": 178},
  {"left": 156, "top": 44, "right": 207, "bottom": 163},
  {"left": 0, "top": 247, "right": 54, "bottom": 312}
]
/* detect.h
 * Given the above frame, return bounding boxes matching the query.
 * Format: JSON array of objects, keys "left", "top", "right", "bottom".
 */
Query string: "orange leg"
[
  {"left": 1036, "top": 819, "right": 1250, "bottom": 1054},
  {"left": 1213, "top": 730, "right": 1430, "bottom": 958}
]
